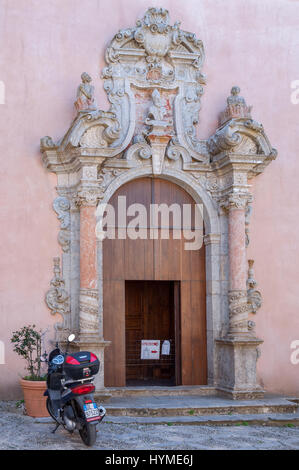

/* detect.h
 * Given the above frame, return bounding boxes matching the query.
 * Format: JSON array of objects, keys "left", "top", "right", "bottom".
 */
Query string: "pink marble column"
[
  {"left": 80, "top": 204, "right": 97, "bottom": 290},
  {"left": 77, "top": 199, "right": 99, "bottom": 340},
  {"left": 228, "top": 208, "right": 247, "bottom": 291},
  {"left": 227, "top": 197, "right": 249, "bottom": 336}
]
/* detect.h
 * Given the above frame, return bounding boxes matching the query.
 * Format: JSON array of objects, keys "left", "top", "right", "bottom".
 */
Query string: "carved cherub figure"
[{"left": 74, "top": 72, "right": 97, "bottom": 112}]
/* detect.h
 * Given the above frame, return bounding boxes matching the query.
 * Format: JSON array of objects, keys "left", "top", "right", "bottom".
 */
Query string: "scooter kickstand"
[{"left": 51, "top": 422, "right": 61, "bottom": 434}]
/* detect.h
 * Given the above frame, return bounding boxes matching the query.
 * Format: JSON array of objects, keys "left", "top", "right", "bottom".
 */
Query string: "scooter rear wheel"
[
  {"left": 79, "top": 422, "right": 97, "bottom": 446},
  {"left": 46, "top": 397, "right": 57, "bottom": 422}
]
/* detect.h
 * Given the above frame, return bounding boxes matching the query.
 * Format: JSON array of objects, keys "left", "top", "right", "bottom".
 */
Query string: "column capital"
[
  {"left": 219, "top": 192, "right": 252, "bottom": 213},
  {"left": 74, "top": 187, "right": 103, "bottom": 208}
]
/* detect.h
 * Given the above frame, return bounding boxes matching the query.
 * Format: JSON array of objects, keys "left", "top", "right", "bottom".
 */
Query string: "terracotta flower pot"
[{"left": 20, "top": 378, "right": 48, "bottom": 418}]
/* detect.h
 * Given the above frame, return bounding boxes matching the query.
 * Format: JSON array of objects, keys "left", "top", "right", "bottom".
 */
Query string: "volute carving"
[
  {"left": 53, "top": 196, "right": 70, "bottom": 253},
  {"left": 45, "top": 257, "right": 70, "bottom": 329}
]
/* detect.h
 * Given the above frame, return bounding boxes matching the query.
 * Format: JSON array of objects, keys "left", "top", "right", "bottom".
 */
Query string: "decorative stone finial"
[
  {"left": 219, "top": 86, "right": 252, "bottom": 125},
  {"left": 74, "top": 72, "right": 97, "bottom": 113}
]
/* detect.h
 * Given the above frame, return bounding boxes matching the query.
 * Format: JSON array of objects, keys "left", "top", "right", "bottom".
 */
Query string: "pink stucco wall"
[{"left": 0, "top": 0, "right": 299, "bottom": 398}]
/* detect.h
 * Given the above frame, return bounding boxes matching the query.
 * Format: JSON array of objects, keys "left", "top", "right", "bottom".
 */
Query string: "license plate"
[
  {"left": 83, "top": 367, "right": 90, "bottom": 377},
  {"left": 83, "top": 401, "right": 100, "bottom": 420}
]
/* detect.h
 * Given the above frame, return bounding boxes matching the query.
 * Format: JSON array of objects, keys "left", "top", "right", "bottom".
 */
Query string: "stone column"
[
  {"left": 216, "top": 193, "right": 264, "bottom": 399},
  {"left": 78, "top": 199, "right": 99, "bottom": 340},
  {"left": 75, "top": 180, "right": 111, "bottom": 399},
  {"left": 227, "top": 195, "right": 250, "bottom": 337}
]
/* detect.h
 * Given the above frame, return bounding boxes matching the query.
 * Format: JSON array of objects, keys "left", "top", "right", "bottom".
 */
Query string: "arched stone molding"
[{"left": 40, "top": 8, "right": 277, "bottom": 398}]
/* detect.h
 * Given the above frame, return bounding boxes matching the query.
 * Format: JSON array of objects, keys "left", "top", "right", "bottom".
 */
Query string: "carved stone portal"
[{"left": 41, "top": 8, "right": 276, "bottom": 398}]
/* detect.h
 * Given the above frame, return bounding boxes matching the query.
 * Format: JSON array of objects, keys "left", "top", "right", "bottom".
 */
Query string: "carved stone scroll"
[
  {"left": 45, "top": 257, "right": 70, "bottom": 331},
  {"left": 53, "top": 196, "right": 71, "bottom": 253}
]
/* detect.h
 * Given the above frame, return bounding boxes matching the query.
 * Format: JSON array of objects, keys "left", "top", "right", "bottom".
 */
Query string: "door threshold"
[{"left": 106, "top": 385, "right": 216, "bottom": 397}]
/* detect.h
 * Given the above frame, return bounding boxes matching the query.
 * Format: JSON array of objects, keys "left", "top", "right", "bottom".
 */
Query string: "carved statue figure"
[
  {"left": 147, "top": 89, "right": 167, "bottom": 122},
  {"left": 74, "top": 72, "right": 97, "bottom": 112}
]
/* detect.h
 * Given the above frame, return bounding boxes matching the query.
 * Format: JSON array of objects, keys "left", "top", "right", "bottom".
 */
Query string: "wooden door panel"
[
  {"left": 103, "top": 238, "right": 125, "bottom": 280},
  {"left": 103, "top": 279, "right": 125, "bottom": 386},
  {"left": 124, "top": 231, "right": 154, "bottom": 280},
  {"left": 181, "top": 280, "right": 207, "bottom": 384},
  {"left": 153, "top": 232, "right": 182, "bottom": 281},
  {"left": 125, "top": 281, "right": 175, "bottom": 384},
  {"left": 103, "top": 177, "right": 207, "bottom": 387}
]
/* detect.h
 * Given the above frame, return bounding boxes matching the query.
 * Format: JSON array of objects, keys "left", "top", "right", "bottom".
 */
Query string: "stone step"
[
  {"left": 103, "top": 412, "right": 299, "bottom": 426},
  {"left": 102, "top": 395, "right": 299, "bottom": 418},
  {"left": 106, "top": 386, "right": 216, "bottom": 398}
]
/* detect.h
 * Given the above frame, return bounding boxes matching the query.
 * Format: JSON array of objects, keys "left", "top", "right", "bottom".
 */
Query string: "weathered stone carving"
[
  {"left": 182, "top": 85, "right": 207, "bottom": 156},
  {"left": 219, "top": 86, "right": 252, "bottom": 125},
  {"left": 219, "top": 193, "right": 251, "bottom": 212},
  {"left": 247, "top": 259, "right": 262, "bottom": 314},
  {"left": 208, "top": 87, "right": 275, "bottom": 159},
  {"left": 228, "top": 289, "right": 251, "bottom": 336},
  {"left": 208, "top": 121, "right": 242, "bottom": 156},
  {"left": 98, "top": 168, "right": 126, "bottom": 189},
  {"left": 145, "top": 89, "right": 172, "bottom": 135},
  {"left": 79, "top": 288, "right": 99, "bottom": 335},
  {"left": 40, "top": 136, "right": 57, "bottom": 151},
  {"left": 191, "top": 171, "right": 219, "bottom": 196},
  {"left": 75, "top": 72, "right": 97, "bottom": 113},
  {"left": 74, "top": 188, "right": 103, "bottom": 208},
  {"left": 53, "top": 196, "right": 70, "bottom": 253},
  {"left": 166, "top": 137, "right": 190, "bottom": 164},
  {"left": 45, "top": 257, "right": 70, "bottom": 328}
]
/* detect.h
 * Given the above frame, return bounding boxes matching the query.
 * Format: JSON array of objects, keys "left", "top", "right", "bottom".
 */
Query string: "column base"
[
  {"left": 74, "top": 336, "right": 111, "bottom": 394},
  {"left": 215, "top": 336, "right": 264, "bottom": 400}
]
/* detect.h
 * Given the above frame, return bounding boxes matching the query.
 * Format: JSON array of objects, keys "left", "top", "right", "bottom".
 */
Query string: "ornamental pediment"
[{"left": 40, "top": 7, "right": 276, "bottom": 178}]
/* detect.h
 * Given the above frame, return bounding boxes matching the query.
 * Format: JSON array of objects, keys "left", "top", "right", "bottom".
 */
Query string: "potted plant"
[{"left": 10, "top": 325, "right": 48, "bottom": 417}]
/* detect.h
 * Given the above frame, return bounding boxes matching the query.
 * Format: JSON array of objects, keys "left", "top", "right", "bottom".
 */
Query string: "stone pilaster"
[
  {"left": 216, "top": 193, "right": 264, "bottom": 399},
  {"left": 227, "top": 194, "right": 249, "bottom": 337},
  {"left": 74, "top": 173, "right": 111, "bottom": 399},
  {"left": 75, "top": 190, "right": 100, "bottom": 342}
]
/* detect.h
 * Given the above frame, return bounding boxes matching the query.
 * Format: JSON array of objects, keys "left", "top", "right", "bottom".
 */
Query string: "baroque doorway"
[
  {"left": 103, "top": 177, "right": 207, "bottom": 387},
  {"left": 42, "top": 8, "right": 275, "bottom": 398}
]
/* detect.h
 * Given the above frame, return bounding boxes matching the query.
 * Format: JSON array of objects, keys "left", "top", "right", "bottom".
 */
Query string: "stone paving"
[{"left": 0, "top": 401, "right": 299, "bottom": 450}]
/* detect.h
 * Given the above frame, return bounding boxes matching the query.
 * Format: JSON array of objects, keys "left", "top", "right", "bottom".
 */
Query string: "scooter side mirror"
[{"left": 68, "top": 334, "right": 76, "bottom": 343}]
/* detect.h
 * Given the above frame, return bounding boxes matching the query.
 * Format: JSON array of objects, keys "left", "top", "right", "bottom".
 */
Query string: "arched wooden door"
[{"left": 103, "top": 177, "right": 207, "bottom": 387}]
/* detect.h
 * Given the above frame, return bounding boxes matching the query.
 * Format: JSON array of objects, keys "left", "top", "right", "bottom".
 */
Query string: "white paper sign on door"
[
  {"left": 141, "top": 340, "right": 160, "bottom": 360},
  {"left": 161, "top": 340, "right": 170, "bottom": 355}
]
